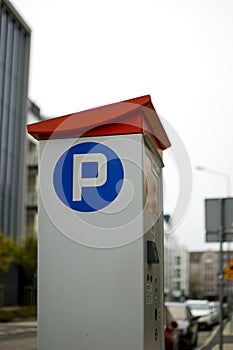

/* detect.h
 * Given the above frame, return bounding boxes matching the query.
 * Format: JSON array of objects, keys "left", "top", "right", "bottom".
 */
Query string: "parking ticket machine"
[{"left": 27, "top": 95, "right": 171, "bottom": 350}]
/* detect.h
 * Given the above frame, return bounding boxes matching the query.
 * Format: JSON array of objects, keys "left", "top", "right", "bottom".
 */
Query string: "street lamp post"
[
  {"left": 196, "top": 166, "right": 231, "bottom": 196},
  {"left": 196, "top": 166, "right": 232, "bottom": 350}
]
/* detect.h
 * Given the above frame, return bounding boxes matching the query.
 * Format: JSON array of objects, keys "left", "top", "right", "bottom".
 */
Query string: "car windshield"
[
  {"left": 167, "top": 306, "right": 187, "bottom": 320},
  {"left": 188, "top": 303, "right": 209, "bottom": 311}
]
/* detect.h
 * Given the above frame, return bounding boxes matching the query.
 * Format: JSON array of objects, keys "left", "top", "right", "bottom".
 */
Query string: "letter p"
[{"left": 72, "top": 153, "right": 107, "bottom": 201}]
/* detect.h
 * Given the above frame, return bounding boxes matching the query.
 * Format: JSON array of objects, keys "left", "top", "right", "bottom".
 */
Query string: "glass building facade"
[{"left": 0, "top": 0, "right": 31, "bottom": 240}]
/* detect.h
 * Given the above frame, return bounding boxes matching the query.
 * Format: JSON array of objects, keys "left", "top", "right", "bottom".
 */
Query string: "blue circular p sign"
[{"left": 53, "top": 142, "right": 124, "bottom": 212}]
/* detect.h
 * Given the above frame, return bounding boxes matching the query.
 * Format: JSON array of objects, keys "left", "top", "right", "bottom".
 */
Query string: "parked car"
[
  {"left": 164, "top": 304, "right": 179, "bottom": 350},
  {"left": 186, "top": 299, "right": 213, "bottom": 330},
  {"left": 223, "top": 302, "right": 229, "bottom": 319},
  {"left": 214, "top": 302, "right": 220, "bottom": 322},
  {"left": 165, "top": 301, "right": 199, "bottom": 348},
  {"left": 209, "top": 301, "right": 219, "bottom": 325}
]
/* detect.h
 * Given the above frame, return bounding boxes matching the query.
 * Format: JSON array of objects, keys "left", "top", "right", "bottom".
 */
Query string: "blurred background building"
[
  {"left": 0, "top": 0, "right": 31, "bottom": 306},
  {"left": 0, "top": 0, "right": 31, "bottom": 240},
  {"left": 26, "top": 100, "right": 43, "bottom": 237},
  {"left": 189, "top": 250, "right": 233, "bottom": 304},
  {"left": 164, "top": 215, "right": 189, "bottom": 301}
]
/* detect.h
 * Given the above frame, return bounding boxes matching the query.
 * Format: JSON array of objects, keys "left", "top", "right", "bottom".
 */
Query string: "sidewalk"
[
  {"left": 201, "top": 316, "right": 233, "bottom": 350},
  {"left": 212, "top": 316, "right": 233, "bottom": 350}
]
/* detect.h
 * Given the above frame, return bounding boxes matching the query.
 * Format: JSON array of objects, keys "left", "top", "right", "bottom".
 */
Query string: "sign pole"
[
  {"left": 205, "top": 197, "right": 233, "bottom": 350},
  {"left": 219, "top": 198, "right": 224, "bottom": 350}
]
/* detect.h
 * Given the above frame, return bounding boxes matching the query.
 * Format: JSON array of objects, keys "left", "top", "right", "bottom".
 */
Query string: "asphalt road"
[
  {"left": 0, "top": 330, "right": 213, "bottom": 350},
  {"left": 0, "top": 320, "right": 37, "bottom": 350},
  {"left": 0, "top": 332, "right": 212, "bottom": 350},
  {"left": 0, "top": 334, "right": 37, "bottom": 350}
]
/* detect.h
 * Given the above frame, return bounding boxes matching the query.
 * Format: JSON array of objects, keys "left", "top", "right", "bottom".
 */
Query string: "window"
[
  {"left": 175, "top": 256, "right": 181, "bottom": 265},
  {"left": 204, "top": 285, "right": 214, "bottom": 292},
  {"left": 205, "top": 263, "right": 213, "bottom": 270},
  {"left": 205, "top": 274, "right": 214, "bottom": 281}
]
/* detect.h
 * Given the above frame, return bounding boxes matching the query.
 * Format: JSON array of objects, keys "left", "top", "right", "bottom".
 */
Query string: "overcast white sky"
[{"left": 12, "top": 0, "right": 233, "bottom": 251}]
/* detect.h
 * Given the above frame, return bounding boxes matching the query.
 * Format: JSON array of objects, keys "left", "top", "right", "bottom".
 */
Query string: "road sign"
[
  {"left": 224, "top": 198, "right": 233, "bottom": 231},
  {"left": 53, "top": 141, "right": 124, "bottom": 212},
  {"left": 205, "top": 198, "right": 220, "bottom": 233},
  {"left": 224, "top": 259, "right": 233, "bottom": 280},
  {"left": 205, "top": 198, "right": 233, "bottom": 242}
]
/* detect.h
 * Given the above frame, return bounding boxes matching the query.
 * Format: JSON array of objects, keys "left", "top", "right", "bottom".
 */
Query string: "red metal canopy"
[{"left": 27, "top": 95, "right": 171, "bottom": 153}]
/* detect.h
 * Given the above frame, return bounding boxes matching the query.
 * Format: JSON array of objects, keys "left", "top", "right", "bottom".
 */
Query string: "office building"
[{"left": 0, "top": 0, "right": 31, "bottom": 240}]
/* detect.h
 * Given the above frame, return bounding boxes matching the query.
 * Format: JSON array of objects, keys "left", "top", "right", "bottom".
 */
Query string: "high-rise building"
[{"left": 0, "top": 0, "right": 31, "bottom": 240}]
